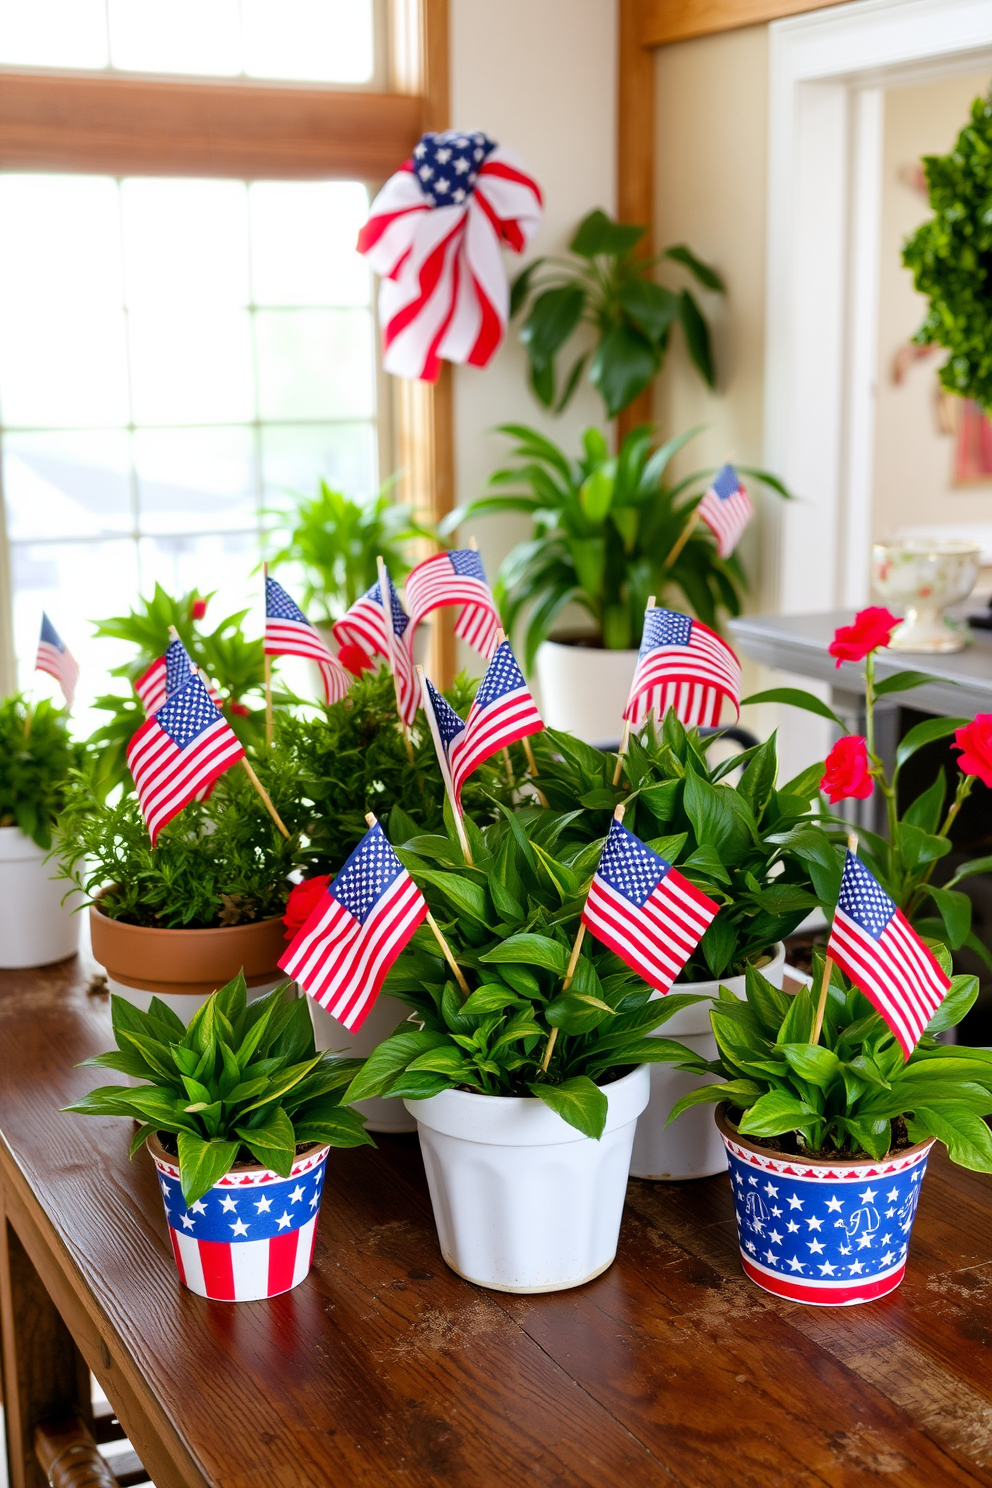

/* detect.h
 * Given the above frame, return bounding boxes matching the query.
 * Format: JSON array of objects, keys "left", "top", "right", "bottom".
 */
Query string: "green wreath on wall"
[{"left": 902, "top": 89, "right": 992, "bottom": 413}]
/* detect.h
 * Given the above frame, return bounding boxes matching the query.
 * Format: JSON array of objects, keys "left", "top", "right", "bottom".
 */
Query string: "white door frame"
[{"left": 764, "top": 0, "right": 992, "bottom": 615}]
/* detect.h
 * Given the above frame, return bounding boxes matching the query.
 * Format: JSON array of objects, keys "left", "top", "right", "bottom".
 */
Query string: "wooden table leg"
[{"left": 0, "top": 1199, "right": 93, "bottom": 1488}]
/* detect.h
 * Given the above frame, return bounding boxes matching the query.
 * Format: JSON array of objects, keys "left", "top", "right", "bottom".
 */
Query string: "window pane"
[
  {"left": 241, "top": 0, "right": 373, "bottom": 84},
  {"left": 128, "top": 309, "right": 255, "bottom": 425},
  {"left": 260, "top": 423, "right": 377, "bottom": 511},
  {"left": 3, "top": 431, "right": 133, "bottom": 541},
  {"left": 134, "top": 427, "right": 257, "bottom": 534},
  {"left": 254, "top": 309, "right": 375, "bottom": 421},
  {"left": 0, "top": 176, "right": 122, "bottom": 317},
  {"left": 107, "top": 0, "right": 241, "bottom": 76},
  {"left": 139, "top": 530, "right": 262, "bottom": 623},
  {"left": 0, "top": 0, "right": 108, "bottom": 68},
  {"left": 0, "top": 307, "right": 130, "bottom": 429},
  {"left": 122, "top": 179, "right": 249, "bottom": 308},
  {"left": 249, "top": 182, "right": 370, "bottom": 307}
]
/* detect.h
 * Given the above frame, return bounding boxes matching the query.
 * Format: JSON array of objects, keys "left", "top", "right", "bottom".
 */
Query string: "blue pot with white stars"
[
  {"left": 147, "top": 1133, "right": 330, "bottom": 1302},
  {"left": 715, "top": 1106, "right": 934, "bottom": 1306}
]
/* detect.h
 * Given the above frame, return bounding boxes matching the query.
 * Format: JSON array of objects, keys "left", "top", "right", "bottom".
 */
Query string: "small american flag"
[
  {"left": 36, "top": 613, "right": 78, "bottom": 708},
  {"left": 405, "top": 548, "right": 500, "bottom": 660},
  {"left": 332, "top": 573, "right": 417, "bottom": 725},
  {"left": 582, "top": 816, "right": 719, "bottom": 993},
  {"left": 126, "top": 671, "right": 245, "bottom": 844},
  {"left": 827, "top": 851, "right": 950, "bottom": 1058},
  {"left": 425, "top": 641, "right": 543, "bottom": 809},
  {"left": 696, "top": 463, "right": 753, "bottom": 559},
  {"left": 134, "top": 636, "right": 197, "bottom": 715},
  {"left": 279, "top": 820, "right": 427, "bottom": 1031},
  {"left": 624, "top": 608, "right": 741, "bottom": 728},
  {"left": 264, "top": 576, "right": 351, "bottom": 706}
]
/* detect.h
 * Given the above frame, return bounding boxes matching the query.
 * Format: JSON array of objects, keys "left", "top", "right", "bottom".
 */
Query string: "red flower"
[
  {"left": 283, "top": 875, "right": 331, "bottom": 938},
  {"left": 191, "top": 597, "right": 208, "bottom": 620},
  {"left": 820, "top": 735, "right": 873, "bottom": 804},
  {"left": 954, "top": 715, "right": 992, "bottom": 788},
  {"left": 229, "top": 701, "right": 250, "bottom": 718},
  {"left": 337, "top": 642, "right": 374, "bottom": 677},
  {"left": 827, "top": 606, "right": 901, "bottom": 667}
]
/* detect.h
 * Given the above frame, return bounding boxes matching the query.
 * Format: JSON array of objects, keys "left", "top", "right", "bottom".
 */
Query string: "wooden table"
[{"left": 6, "top": 958, "right": 992, "bottom": 1488}]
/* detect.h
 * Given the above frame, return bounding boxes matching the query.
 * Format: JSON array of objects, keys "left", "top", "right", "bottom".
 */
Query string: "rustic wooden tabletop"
[{"left": 3, "top": 957, "right": 992, "bottom": 1488}]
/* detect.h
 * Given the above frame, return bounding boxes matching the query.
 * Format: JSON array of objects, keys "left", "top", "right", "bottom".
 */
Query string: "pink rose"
[
  {"left": 828, "top": 607, "right": 901, "bottom": 667},
  {"left": 821, "top": 736, "right": 873, "bottom": 804},
  {"left": 283, "top": 875, "right": 332, "bottom": 939},
  {"left": 954, "top": 715, "right": 992, "bottom": 789}
]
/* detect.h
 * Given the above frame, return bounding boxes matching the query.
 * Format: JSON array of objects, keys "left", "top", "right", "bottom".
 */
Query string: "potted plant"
[
  {"left": 0, "top": 694, "right": 84, "bottom": 968},
  {"left": 63, "top": 974, "right": 371, "bottom": 1301},
  {"left": 657, "top": 956, "right": 991, "bottom": 1305},
  {"left": 444, "top": 423, "right": 787, "bottom": 739},
  {"left": 343, "top": 806, "right": 711, "bottom": 1293},
  {"left": 510, "top": 208, "right": 723, "bottom": 418},
  {"left": 528, "top": 713, "right": 836, "bottom": 1179}
]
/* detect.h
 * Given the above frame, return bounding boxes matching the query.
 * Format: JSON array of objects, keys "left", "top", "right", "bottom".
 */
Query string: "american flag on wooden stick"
[
  {"left": 126, "top": 672, "right": 245, "bottom": 845},
  {"left": 279, "top": 820, "right": 427, "bottom": 1031},
  {"left": 404, "top": 548, "right": 500, "bottom": 660},
  {"left": 696, "top": 463, "right": 753, "bottom": 559},
  {"left": 332, "top": 574, "right": 418, "bottom": 725},
  {"left": 35, "top": 613, "right": 78, "bottom": 708},
  {"left": 135, "top": 636, "right": 197, "bottom": 716},
  {"left": 624, "top": 608, "right": 741, "bottom": 729},
  {"left": 582, "top": 817, "right": 720, "bottom": 993},
  {"left": 425, "top": 640, "right": 543, "bottom": 810},
  {"left": 827, "top": 851, "right": 950, "bottom": 1058},
  {"left": 264, "top": 576, "right": 352, "bottom": 705}
]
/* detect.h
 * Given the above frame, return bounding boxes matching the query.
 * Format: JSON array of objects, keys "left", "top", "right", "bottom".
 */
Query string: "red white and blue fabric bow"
[{"left": 357, "top": 129, "right": 543, "bottom": 382}]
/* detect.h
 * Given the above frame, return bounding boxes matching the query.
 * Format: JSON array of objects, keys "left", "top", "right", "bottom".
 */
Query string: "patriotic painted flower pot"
[
  {"left": 406, "top": 1064, "right": 650, "bottom": 1294},
  {"left": 534, "top": 638, "right": 637, "bottom": 744},
  {"left": 715, "top": 1107, "right": 935, "bottom": 1306},
  {"left": 148, "top": 1133, "right": 329, "bottom": 1302},
  {"left": 309, "top": 992, "right": 417, "bottom": 1134},
  {"left": 0, "top": 826, "right": 79, "bottom": 968},
  {"left": 630, "top": 945, "right": 785, "bottom": 1182}
]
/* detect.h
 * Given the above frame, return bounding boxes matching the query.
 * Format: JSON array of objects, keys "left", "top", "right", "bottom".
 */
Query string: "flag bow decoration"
[
  {"left": 404, "top": 548, "right": 500, "bottom": 661},
  {"left": 424, "top": 640, "right": 543, "bottom": 811},
  {"left": 696, "top": 463, "right": 753, "bottom": 559},
  {"left": 36, "top": 613, "right": 78, "bottom": 708},
  {"left": 126, "top": 671, "right": 245, "bottom": 845},
  {"left": 279, "top": 820, "right": 427, "bottom": 1031},
  {"left": 624, "top": 608, "right": 741, "bottom": 729},
  {"left": 827, "top": 850, "right": 950, "bottom": 1058},
  {"left": 357, "top": 129, "right": 543, "bottom": 382},
  {"left": 264, "top": 576, "right": 352, "bottom": 706},
  {"left": 582, "top": 816, "right": 720, "bottom": 993},
  {"left": 332, "top": 573, "right": 417, "bottom": 725}
]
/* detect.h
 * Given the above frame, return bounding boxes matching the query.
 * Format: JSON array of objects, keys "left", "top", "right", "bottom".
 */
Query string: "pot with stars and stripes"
[
  {"left": 147, "top": 1133, "right": 330, "bottom": 1302},
  {"left": 715, "top": 1105, "right": 935, "bottom": 1306}
]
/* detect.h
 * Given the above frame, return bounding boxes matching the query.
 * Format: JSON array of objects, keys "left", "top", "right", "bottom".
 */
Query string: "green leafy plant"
[
  {"left": 444, "top": 423, "right": 787, "bottom": 663},
  {"left": 902, "top": 89, "right": 992, "bottom": 411},
  {"left": 63, "top": 974, "right": 372, "bottom": 1205},
  {"left": 658, "top": 955, "right": 992, "bottom": 1170},
  {"left": 266, "top": 480, "right": 423, "bottom": 624},
  {"left": 529, "top": 712, "right": 837, "bottom": 982},
  {"left": 511, "top": 209, "right": 724, "bottom": 417},
  {"left": 344, "top": 804, "right": 722, "bottom": 1140},
  {"left": 0, "top": 695, "right": 84, "bottom": 848}
]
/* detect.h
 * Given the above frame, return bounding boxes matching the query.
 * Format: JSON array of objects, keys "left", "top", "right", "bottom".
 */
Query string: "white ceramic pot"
[
  {"left": 535, "top": 638, "right": 637, "bottom": 744},
  {"left": 629, "top": 943, "right": 786, "bottom": 1182},
  {"left": 406, "top": 1064, "right": 650, "bottom": 1293},
  {"left": 310, "top": 992, "right": 417, "bottom": 1133},
  {"left": 0, "top": 826, "right": 79, "bottom": 968}
]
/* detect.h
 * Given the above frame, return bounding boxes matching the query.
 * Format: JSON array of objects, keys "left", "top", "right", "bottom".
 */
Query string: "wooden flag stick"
[
  {"left": 416, "top": 664, "right": 473, "bottom": 866},
  {"left": 665, "top": 510, "right": 700, "bottom": 570},
  {"left": 377, "top": 554, "right": 415, "bottom": 765},
  {"left": 502, "top": 748, "right": 514, "bottom": 785},
  {"left": 241, "top": 758, "right": 290, "bottom": 838},
  {"left": 263, "top": 562, "right": 273, "bottom": 748},
  {"left": 812, "top": 831, "right": 859, "bottom": 1045},
  {"left": 612, "top": 599, "right": 654, "bottom": 786}
]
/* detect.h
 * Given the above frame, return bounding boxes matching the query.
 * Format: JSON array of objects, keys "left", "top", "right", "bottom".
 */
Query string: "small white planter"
[
  {"left": 535, "top": 638, "right": 637, "bottom": 744},
  {"left": 629, "top": 943, "right": 786, "bottom": 1182},
  {"left": 310, "top": 992, "right": 417, "bottom": 1133},
  {"left": 406, "top": 1064, "right": 650, "bottom": 1293},
  {"left": 0, "top": 826, "right": 78, "bottom": 968}
]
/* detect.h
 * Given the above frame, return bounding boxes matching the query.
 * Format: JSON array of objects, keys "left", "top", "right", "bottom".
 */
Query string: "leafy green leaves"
[
  {"left": 528, "top": 1076, "right": 607, "bottom": 1139},
  {"left": 0, "top": 695, "right": 83, "bottom": 849}
]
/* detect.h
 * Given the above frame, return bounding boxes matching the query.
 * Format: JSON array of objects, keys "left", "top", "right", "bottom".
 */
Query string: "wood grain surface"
[
  {"left": 635, "top": 0, "right": 852, "bottom": 47},
  {"left": 4, "top": 958, "right": 992, "bottom": 1487}
]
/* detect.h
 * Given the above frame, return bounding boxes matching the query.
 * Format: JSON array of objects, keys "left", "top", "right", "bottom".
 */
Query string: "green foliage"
[
  {"left": 0, "top": 695, "right": 84, "bottom": 848},
  {"left": 529, "top": 712, "right": 835, "bottom": 982},
  {"left": 443, "top": 424, "right": 788, "bottom": 662},
  {"left": 265, "top": 480, "right": 425, "bottom": 624},
  {"left": 344, "top": 805, "right": 720, "bottom": 1139},
  {"left": 660, "top": 957, "right": 992, "bottom": 1171},
  {"left": 511, "top": 209, "right": 724, "bottom": 417},
  {"left": 902, "top": 90, "right": 992, "bottom": 411},
  {"left": 63, "top": 975, "right": 372, "bottom": 1205}
]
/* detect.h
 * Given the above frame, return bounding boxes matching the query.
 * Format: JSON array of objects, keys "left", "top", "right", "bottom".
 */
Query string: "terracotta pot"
[
  {"left": 715, "top": 1103, "right": 934, "bottom": 1307},
  {"left": 89, "top": 903, "right": 290, "bottom": 1017}
]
